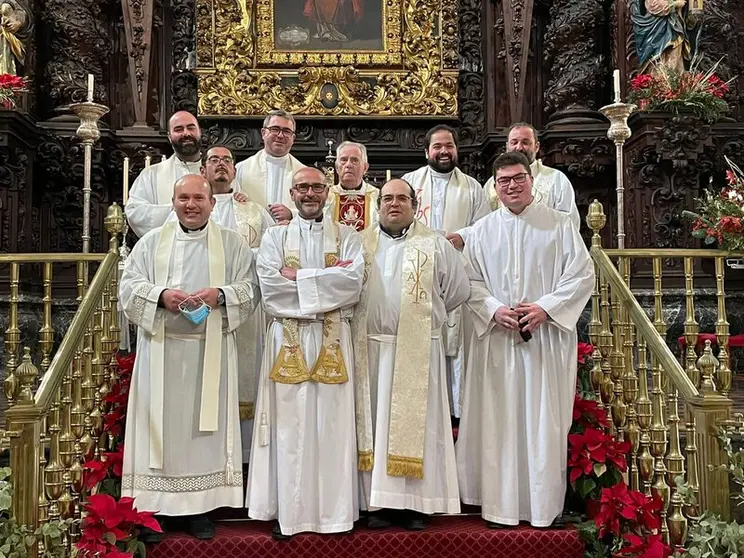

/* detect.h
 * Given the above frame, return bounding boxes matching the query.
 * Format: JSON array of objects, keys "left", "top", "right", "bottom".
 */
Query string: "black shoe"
[
  {"left": 271, "top": 522, "right": 292, "bottom": 541},
  {"left": 187, "top": 515, "right": 215, "bottom": 540},
  {"left": 546, "top": 515, "right": 567, "bottom": 529},
  {"left": 138, "top": 526, "right": 165, "bottom": 544},
  {"left": 402, "top": 511, "right": 428, "bottom": 531},
  {"left": 367, "top": 512, "right": 393, "bottom": 529},
  {"left": 486, "top": 521, "right": 511, "bottom": 529}
]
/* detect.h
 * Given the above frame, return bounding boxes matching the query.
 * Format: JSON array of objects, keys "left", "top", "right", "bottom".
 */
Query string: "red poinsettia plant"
[
  {"left": 76, "top": 494, "right": 161, "bottom": 558},
  {"left": 571, "top": 343, "right": 672, "bottom": 558},
  {"left": 627, "top": 59, "right": 731, "bottom": 122},
  {"left": 0, "top": 74, "right": 26, "bottom": 109}
]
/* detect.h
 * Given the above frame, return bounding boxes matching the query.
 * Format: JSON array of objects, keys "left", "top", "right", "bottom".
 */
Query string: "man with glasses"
[
  {"left": 200, "top": 145, "right": 273, "bottom": 466},
  {"left": 236, "top": 109, "right": 306, "bottom": 223},
  {"left": 126, "top": 111, "right": 205, "bottom": 237},
  {"left": 456, "top": 151, "right": 594, "bottom": 530},
  {"left": 353, "top": 178, "right": 469, "bottom": 531},
  {"left": 326, "top": 141, "right": 379, "bottom": 231},
  {"left": 246, "top": 167, "right": 364, "bottom": 540},
  {"left": 402, "top": 124, "right": 489, "bottom": 423}
]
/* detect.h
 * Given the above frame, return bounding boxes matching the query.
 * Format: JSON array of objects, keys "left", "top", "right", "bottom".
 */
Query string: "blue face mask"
[{"left": 179, "top": 297, "right": 211, "bottom": 325}]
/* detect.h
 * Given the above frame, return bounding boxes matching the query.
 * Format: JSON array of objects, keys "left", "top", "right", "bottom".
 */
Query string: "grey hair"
[
  {"left": 263, "top": 109, "right": 296, "bottom": 129},
  {"left": 335, "top": 141, "right": 368, "bottom": 164},
  {"left": 506, "top": 121, "right": 539, "bottom": 143}
]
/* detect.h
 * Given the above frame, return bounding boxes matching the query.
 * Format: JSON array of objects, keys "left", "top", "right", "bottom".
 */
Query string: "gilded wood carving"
[{"left": 195, "top": 0, "right": 459, "bottom": 117}]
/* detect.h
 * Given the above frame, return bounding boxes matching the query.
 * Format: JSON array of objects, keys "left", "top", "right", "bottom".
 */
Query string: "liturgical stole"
[
  {"left": 409, "top": 166, "right": 471, "bottom": 232},
  {"left": 329, "top": 183, "right": 378, "bottom": 231},
  {"left": 353, "top": 221, "right": 436, "bottom": 479},
  {"left": 238, "top": 150, "right": 305, "bottom": 208},
  {"left": 149, "top": 220, "right": 225, "bottom": 469},
  {"left": 233, "top": 199, "right": 265, "bottom": 248}
]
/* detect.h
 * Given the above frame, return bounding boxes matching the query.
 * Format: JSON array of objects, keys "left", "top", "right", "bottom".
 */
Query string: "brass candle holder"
[
  {"left": 599, "top": 102, "right": 636, "bottom": 250},
  {"left": 70, "top": 101, "right": 110, "bottom": 255}
]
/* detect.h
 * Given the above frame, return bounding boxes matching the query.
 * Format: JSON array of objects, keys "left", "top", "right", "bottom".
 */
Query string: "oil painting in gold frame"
[{"left": 195, "top": 0, "right": 460, "bottom": 117}]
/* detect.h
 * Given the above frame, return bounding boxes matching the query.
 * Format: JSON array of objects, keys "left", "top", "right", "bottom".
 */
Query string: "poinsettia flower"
[
  {"left": 614, "top": 533, "right": 671, "bottom": 558},
  {"left": 630, "top": 74, "right": 653, "bottom": 90},
  {"left": 572, "top": 396, "right": 610, "bottom": 429},
  {"left": 577, "top": 342, "right": 594, "bottom": 364}
]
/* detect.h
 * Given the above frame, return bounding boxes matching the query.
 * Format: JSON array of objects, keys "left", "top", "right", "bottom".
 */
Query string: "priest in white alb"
[
  {"left": 200, "top": 145, "right": 274, "bottom": 464},
  {"left": 119, "top": 174, "right": 261, "bottom": 539},
  {"left": 354, "top": 178, "right": 470, "bottom": 531},
  {"left": 246, "top": 167, "right": 364, "bottom": 540},
  {"left": 125, "top": 111, "right": 205, "bottom": 237},
  {"left": 235, "top": 109, "right": 305, "bottom": 223},
  {"left": 456, "top": 151, "right": 594, "bottom": 528},
  {"left": 402, "top": 124, "right": 489, "bottom": 420},
  {"left": 326, "top": 141, "right": 379, "bottom": 231}
]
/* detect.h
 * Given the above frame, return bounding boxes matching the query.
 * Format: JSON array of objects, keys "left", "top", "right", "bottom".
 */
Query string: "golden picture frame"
[{"left": 195, "top": 0, "right": 460, "bottom": 117}]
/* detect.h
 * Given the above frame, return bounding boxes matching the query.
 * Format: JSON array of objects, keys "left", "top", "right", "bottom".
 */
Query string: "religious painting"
[{"left": 194, "top": 0, "right": 459, "bottom": 117}]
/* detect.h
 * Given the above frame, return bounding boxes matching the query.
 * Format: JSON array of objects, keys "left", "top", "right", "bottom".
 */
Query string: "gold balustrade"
[
  {"left": 587, "top": 200, "right": 738, "bottom": 535},
  {"left": 0, "top": 203, "right": 124, "bottom": 554}
]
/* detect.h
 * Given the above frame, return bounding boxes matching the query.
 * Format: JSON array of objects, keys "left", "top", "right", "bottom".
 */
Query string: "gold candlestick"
[
  {"left": 70, "top": 100, "right": 110, "bottom": 255},
  {"left": 599, "top": 101, "right": 636, "bottom": 249}
]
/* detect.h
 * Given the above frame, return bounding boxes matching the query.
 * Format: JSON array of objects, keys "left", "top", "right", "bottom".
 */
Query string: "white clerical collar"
[
  {"left": 174, "top": 155, "right": 202, "bottom": 168},
  {"left": 429, "top": 168, "right": 453, "bottom": 180},
  {"left": 298, "top": 215, "right": 324, "bottom": 231},
  {"left": 339, "top": 182, "right": 364, "bottom": 192},
  {"left": 265, "top": 153, "right": 289, "bottom": 167},
  {"left": 380, "top": 223, "right": 410, "bottom": 239},
  {"left": 176, "top": 220, "right": 209, "bottom": 240},
  {"left": 213, "top": 190, "right": 233, "bottom": 200}
]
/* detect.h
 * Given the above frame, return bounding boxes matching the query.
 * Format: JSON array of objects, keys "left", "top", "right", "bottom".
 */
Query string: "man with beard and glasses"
[
  {"left": 236, "top": 109, "right": 306, "bottom": 224},
  {"left": 126, "top": 111, "right": 206, "bottom": 238},
  {"left": 246, "top": 166, "right": 364, "bottom": 541},
  {"left": 479, "top": 122, "right": 579, "bottom": 229},
  {"left": 200, "top": 145, "right": 274, "bottom": 466},
  {"left": 325, "top": 141, "right": 379, "bottom": 231},
  {"left": 401, "top": 124, "right": 489, "bottom": 423}
]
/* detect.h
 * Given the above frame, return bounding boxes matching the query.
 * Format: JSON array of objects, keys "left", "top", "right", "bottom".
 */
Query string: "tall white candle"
[
  {"left": 87, "top": 74, "right": 94, "bottom": 103},
  {"left": 385, "top": 169, "right": 392, "bottom": 182},
  {"left": 161, "top": 154, "right": 167, "bottom": 162},
  {"left": 145, "top": 154, "right": 151, "bottom": 168},
  {"left": 123, "top": 157, "right": 130, "bottom": 205},
  {"left": 613, "top": 69, "right": 621, "bottom": 103}
]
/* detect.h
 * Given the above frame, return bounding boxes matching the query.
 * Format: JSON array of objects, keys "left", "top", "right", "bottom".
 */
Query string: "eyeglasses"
[
  {"left": 264, "top": 126, "right": 296, "bottom": 137},
  {"left": 495, "top": 172, "right": 531, "bottom": 187},
  {"left": 206, "top": 155, "right": 234, "bottom": 165},
  {"left": 294, "top": 182, "right": 328, "bottom": 194},
  {"left": 381, "top": 194, "right": 414, "bottom": 205}
]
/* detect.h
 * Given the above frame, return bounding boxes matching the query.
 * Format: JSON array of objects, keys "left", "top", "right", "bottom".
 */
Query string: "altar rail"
[
  {"left": 587, "top": 200, "right": 744, "bottom": 544},
  {"left": 0, "top": 204, "right": 124, "bottom": 555}
]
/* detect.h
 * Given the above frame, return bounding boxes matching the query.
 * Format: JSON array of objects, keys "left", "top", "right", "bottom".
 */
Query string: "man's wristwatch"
[{"left": 216, "top": 288, "right": 225, "bottom": 306}]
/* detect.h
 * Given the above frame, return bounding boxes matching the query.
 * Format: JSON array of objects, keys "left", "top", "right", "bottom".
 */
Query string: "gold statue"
[{"left": 0, "top": 0, "right": 27, "bottom": 75}]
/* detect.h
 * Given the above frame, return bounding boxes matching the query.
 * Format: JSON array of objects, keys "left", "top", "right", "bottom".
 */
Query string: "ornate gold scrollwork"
[{"left": 195, "top": 0, "right": 459, "bottom": 116}]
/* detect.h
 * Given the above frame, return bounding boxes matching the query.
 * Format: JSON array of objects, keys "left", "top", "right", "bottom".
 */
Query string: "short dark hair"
[
  {"left": 201, "top": 145, "right": 235, "bottom": 166},
  {"left": 425, "top": 124, "right": 458, "bottom": 149},
  {"left": 377, "top": 179, "right": 418, "bottom": 211},
  {"left": 493, "top": 151, "right": 532, "bottom": 176},
  {"left": 506, "top": 122, "right": 539, "bottom": 143}
]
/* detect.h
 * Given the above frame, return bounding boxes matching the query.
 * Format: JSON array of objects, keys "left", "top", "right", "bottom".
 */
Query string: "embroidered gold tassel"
[
  {"left": 239, "top": 402, "right": 255, "bottom": 420},
  {"left": 259, "top": 412, "right": 269, "bottom": 447},
  {"left": 387, "top": 455, "right": 424, "bottom": 479},
  {"left": 358, "top": 451, "right": 374, "bottom": 472}
]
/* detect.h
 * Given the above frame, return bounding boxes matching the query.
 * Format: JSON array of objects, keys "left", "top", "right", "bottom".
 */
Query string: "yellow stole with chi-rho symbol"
[
  {"left": 352, "top": 220, "right": 436, "bottom": 479},
  {"left": 269, "top": 217, "right": 348, "bottom": 385}
]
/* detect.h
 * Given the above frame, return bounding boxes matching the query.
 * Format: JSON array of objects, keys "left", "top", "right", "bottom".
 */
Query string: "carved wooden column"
[
  {"left": 501, "top": 0, "right": 535, "bottom": 123},
  {"left": 121, "top": 0, "right": 155, "bottom": 127},
  {"left": 544, "top": 0, "right": 607, "bottom": 124}
]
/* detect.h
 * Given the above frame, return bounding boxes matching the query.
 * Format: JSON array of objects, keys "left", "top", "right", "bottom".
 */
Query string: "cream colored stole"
[
  {"left": 149, "top": 220, "right": 225, "bottom": 469},
  {"left": 153, "top": 156, "right": 201, "bottom": 204},
  {"left": 238, "top": 150, "right": 305, "bottom": 208},
  {"left": 329, "top": 183, "right": 378, "bottom": 230},
  {"left": 410, "top": 166, "right": 471, "bottom": 232},
  {"left": 233, "top": 199, "right": 264, "bottom": 248},
  {"left": 486, "top": 160, "right": 548, "bottom": 211},
  {"left": 269, "top": 218, "right": 348, "bottom": 385},
  {"left": 353, "top": 221, "right": 436, "bottom": 479}
]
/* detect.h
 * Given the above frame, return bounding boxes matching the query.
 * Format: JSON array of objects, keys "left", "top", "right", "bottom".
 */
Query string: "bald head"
[
  {"left": 378, "top": 178, "right": 417, "bottom": 233},
  {"left": 173, "top": 174, "right": 215, "bottom": 230},
  {"left": 168, "top": 111, "right": 201, "bottom": 161}
]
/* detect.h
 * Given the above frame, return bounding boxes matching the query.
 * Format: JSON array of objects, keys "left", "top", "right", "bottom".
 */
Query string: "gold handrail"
[
  {"left": 0, "top": 254, "right": 106, "bottom": 263},
  {"left": 5, "top": 252, "right": 118, "bottom": 422},
  {"left": 603, "top": 249, "right": 744, "bottom": 258},
  {"left": 591, "top": 247, "right": 699, "bottom": 401}
]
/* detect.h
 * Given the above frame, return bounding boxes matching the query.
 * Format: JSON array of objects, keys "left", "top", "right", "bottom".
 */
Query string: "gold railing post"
[
  {"left": 620, "top": 257, "right": 640, "bottom": 489},
  {"left": 684, "top": 419, "right": 699, "bottom": 518},
  {"left": 683, "top": 257, "right": 701, "bottom": 388},
  {"left": 713, "top": 257, "right": 731, "bottom": 396},
  {"left": 686, "top": 344, "right": 732, "bottom": 519},
  {"left": 587, "top": 200, "right": 606, "bottom": 405},
  {"left": 609, "top": 281, "right": 627, "bottom": 439},
  {"left": 4, "top": 262, "right": 21, "bottom": 407}
]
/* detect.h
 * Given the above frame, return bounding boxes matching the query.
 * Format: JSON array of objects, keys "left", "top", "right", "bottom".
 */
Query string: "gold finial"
[
  {"left": 105, "top": 203, "right": 126, "bottom": 236},
  {"left": 16, "top": 347, "right": 39, "bottom": 404},
  {"left": 587, "top": 199, "right": 606, "bottom": 247},
  {"left": 667, "top": 491, "right": 688, "bottom": 547},
  {"left": 696, "top": 340, "right": 718, "bottom": 393}
]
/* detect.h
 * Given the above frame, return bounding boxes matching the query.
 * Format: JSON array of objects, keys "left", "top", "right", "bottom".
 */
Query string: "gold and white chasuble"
[
  {"left": 353, "top": 221, "right": 470, "bottom": 514},
  {"left": 456, "top": 203, "right": 594, "bottom": 527},
  {"left": 119, "top": 221, "right": 260, "bottom": 516},
  {"left": 125, "top": 155, "right": 203, "bottom": 238},
  {"left": 246, "top": 217, "right": 364, "bottom": 536},
  {"left": 208, "top": 190, "right": 274, "bottom": 463},
  {"left": 402, "top": 165, "right": 490, "bottom": 417},
  {"left": 235, "top": 149, "right": 305, "bottom": 210},
  {"left": 326, "top": 182, "right": 379, "bottom": 231}
]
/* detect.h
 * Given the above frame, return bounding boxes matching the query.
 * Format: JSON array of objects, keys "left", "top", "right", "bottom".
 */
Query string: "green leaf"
[
  {"left": 593, "top": 463, "right": 607, "bottom": 478},
  {"left": 103, "top": 532, "right": 117, "bottom": 546}
]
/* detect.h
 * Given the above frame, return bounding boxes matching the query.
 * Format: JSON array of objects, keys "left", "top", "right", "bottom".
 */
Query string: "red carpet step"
[{"left": 148, "top": 515, "right": 584, "bottom": 558}]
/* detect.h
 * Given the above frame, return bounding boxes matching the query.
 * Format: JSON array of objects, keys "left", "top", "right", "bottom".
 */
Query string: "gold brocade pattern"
[
  {"left": 233, "top": 200, "right": 264, "bottom": 248},
  {"left": 239, "top": 402, "right": 254, "bottom": 420},
  {"left": 269, "top": 223, "right": 348, "bottom": 385}
]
